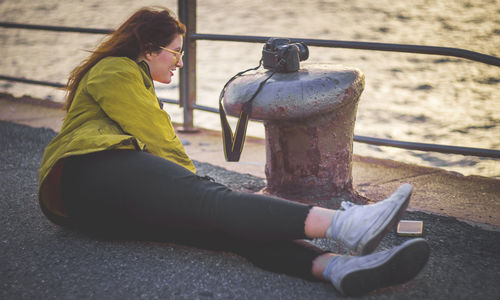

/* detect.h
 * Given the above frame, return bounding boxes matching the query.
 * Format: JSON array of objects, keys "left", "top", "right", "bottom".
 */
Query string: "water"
[{"left": 0, "top": 0, "right": 498, "bottom": 178}]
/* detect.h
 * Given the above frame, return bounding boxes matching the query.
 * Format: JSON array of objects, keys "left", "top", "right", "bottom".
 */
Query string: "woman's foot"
[
  {"left": 326, "top": 183, "right": 413, "bottom": 255},
  {"left": 323, "top": 238, "right": 430, "bottom": 296}
]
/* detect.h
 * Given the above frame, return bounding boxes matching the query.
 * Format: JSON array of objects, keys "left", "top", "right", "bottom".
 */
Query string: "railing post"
[{"left": 178, "top": 0, "right": 198, "bottom": 132}]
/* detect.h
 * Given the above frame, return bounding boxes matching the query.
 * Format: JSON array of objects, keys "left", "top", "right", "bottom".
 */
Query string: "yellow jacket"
[{"left": 39, "top": 56, "right": 196, "bottom": 218}]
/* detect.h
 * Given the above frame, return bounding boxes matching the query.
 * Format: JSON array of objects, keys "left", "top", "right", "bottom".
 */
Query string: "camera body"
[{"left": 262, "top": 38, "right": 309, "bottom": 73}]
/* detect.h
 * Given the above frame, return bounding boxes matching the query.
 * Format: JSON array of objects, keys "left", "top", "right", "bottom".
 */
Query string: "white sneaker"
[
  {"left": 326, "top": 183, "right": 413, "bottom": 255},
  {"left": 323, "top": 238, "right": 430, "bottom": 296}
]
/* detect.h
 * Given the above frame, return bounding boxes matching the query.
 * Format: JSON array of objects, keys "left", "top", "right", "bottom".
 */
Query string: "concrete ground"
[{"left": 1, "top": 94, "right": 499, "bottom": 299}]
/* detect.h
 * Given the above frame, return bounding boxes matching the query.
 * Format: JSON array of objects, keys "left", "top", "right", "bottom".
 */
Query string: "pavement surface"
[{"left": 1, "top": 94, "right": 500, "bottom": 299}]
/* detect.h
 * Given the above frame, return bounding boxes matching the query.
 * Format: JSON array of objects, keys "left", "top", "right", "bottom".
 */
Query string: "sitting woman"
[{"left": 38, "top": 6, "right": 429, "bottom": 297}]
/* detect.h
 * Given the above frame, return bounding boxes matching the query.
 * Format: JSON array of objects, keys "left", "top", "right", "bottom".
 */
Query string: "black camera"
[{"left": 262, "top": 38, "right": 309, "bottom": 73}]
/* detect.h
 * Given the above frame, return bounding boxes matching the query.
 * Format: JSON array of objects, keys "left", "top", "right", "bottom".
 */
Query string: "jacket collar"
[
  {"left": 137, "top": 60, "right": 164, "bottom": 109},
  {"left": 137, "top": 60, "right": 153, "bottom": 89}
]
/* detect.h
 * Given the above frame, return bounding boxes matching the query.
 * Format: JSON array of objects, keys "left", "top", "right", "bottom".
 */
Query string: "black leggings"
[{"left": 60, "top": 150, "right": 325, "bottom": 280}]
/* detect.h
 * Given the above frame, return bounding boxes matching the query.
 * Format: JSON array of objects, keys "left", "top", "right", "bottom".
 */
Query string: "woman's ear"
[{"left": 143, "top": 42, "right": 155, "bottom": 61}]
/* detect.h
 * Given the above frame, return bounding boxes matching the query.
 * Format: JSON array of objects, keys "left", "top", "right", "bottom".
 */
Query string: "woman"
[{"left": 38, "top": 7, "right": 429, "bottom": 297}]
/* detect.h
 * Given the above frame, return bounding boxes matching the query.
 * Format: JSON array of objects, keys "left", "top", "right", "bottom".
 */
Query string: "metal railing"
[{"left": 0, "top": 0, "right": 499, "bottom": 159}]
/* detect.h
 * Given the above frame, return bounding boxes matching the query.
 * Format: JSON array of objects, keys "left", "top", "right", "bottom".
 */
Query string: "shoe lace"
[{"left": 340, "top": 200, "right": 357, "bottom": 211}]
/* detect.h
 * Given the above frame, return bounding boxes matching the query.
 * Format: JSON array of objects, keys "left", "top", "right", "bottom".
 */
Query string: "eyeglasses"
[{"left": 159, "top": 46, "right": 184, "bottom": 65}]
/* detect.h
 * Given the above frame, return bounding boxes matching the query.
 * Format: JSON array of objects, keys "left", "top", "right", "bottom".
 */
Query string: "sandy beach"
[{"left": 0, "top": 0, "right": 498, "bottom": 177}]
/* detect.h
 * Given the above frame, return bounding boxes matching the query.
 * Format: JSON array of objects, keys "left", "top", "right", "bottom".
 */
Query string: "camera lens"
[{"left": 296, "top": 43, "right": 309, "bottom": 61}]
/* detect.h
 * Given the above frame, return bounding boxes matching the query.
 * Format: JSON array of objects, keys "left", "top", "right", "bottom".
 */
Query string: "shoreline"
[{"left": 1, "top": 89, "right": 498, "bottom": 179}]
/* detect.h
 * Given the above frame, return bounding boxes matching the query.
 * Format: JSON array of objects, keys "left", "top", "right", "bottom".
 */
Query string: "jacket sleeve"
[{"left": 85, "top": 58, "right": 196, "bottom": 173}]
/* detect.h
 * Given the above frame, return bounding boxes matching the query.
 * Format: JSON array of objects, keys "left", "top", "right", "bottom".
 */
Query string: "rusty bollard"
[{"left": 223, "top": 65, "right": 366, "bottom": 208}]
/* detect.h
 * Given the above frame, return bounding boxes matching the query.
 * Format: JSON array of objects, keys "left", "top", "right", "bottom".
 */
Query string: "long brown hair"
[{"left": 63, "top": 6, "right": 186, "bottom": 111}]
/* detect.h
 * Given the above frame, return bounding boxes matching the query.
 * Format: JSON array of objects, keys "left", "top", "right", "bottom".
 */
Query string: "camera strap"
[{"left": 219, "top": 60, "right": 275, "bottom": 161}]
